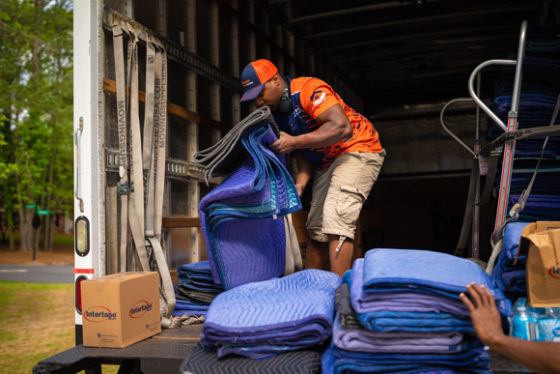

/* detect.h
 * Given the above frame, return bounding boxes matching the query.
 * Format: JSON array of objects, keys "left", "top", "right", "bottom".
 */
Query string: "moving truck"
[{"left": 35, "top": 0, "right": 552, "bottom": 372}]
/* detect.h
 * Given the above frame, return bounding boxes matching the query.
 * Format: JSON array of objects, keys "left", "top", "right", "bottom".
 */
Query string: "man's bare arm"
[
  {"left": 460, "top": 283, "right": 560, "bottom": 374},
  {"left": 294, "top": 150, "right": 313, "bottom": 196},
  {"left": 270, "top": 104, "right": 352, "bottom": 154}
]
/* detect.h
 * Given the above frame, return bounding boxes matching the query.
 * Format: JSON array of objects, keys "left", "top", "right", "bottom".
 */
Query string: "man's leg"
[
  {"left": 304, "top": 165, "right": 330, "bottom": 270},
  {"left": 304, "top": 239, "right": 329, "bottom": 270},
  {"left": 321, "top": 152, "right": 385, "bottom": 275},
  {"left": 328, "top": 235, "right": 353, "bottom": 277}
]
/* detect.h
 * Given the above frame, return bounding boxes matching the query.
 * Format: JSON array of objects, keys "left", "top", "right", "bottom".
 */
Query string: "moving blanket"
[
  {"left": 350, "top": 258, "right": 474, "bottom": 332},
  {"left": 321, "top": 343, "right": 491, "bottom": 374},
  {"left": 503, "top": 222, "right": 531, "bottom": 263},
  {"left": 174, "top": 261, "right": 224, "bottom": 318},
  {"left": 332, "top": 317, "right": 468, "bottom": 354},
  {"left": 201, "top": 269, "right": 341, "bottom": 359},
  {"left": 351, "top": 261, "right": 473, "bottom": 332},
  {"left": 361, "top": 249, "right": 512, "bottom": 316},
  {"left": 194, "top": 106, "right": 280, "bottom": 183},
  {"left": 182, "top": 343, "right": 321, "bottom": 374},
  {"left": 335, "top": 283, "right": 362, "bottom": 330},
  {"left": 172, "top": 293, "right": 209, "bottom": 317},
  {"left": 198, "top": 112, "right": 301, "bottom": 289},
  {"left": 176, "top": 285, "right": 218, "bottom": 304},
  {"left": 334, "top": 285, "right": 471, "bottom": 353},
  {"left": 177, "top": 261, "right": 225, "bottom": 293},
  {"left": 492, "top": 222, "right": 531, "bottom": 301}
]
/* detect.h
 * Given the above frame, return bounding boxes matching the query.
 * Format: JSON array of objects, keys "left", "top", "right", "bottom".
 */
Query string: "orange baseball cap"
[{"left": 240, "top": 59, "right": 278, "bottom": 102}]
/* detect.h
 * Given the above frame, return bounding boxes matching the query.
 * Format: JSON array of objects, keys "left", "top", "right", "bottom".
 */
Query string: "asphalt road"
[{"left": 0, "top": 264, "right": 73, "bottom": 283}]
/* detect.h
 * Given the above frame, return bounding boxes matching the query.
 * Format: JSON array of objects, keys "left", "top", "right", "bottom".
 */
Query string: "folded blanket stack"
[
  {"left": 196, "top": 107, "right": 302, "bottom": 290},
  {"left": 492, "top": 222, "right": 531, "bottom": 302},
  {"left": 489, "top": 40, "right": 560, "bottom": 221},
  {"left": 323, "top": 248, "right": 513, "bottom": 373},
  {"left": 172, "top": 261, "right": 224, "bottom": 318},
  {"left": 201, "top": 269, "right": 341, "bottom": 359},
  {"left": 182, "top": 343, "right": 322, "bottom": 374}
]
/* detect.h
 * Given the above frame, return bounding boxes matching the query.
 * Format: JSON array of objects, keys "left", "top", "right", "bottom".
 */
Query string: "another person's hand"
[
  {"left": 459, "top": 282, "right": 505, "bottom": 346},
  {"left": 270, "top": 132, "right": 298, "bottom": 154},
  {"left": 295, "top": 183, "right": 305, "bottom": 197}
]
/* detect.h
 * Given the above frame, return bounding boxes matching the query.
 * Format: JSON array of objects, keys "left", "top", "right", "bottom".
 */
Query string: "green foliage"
[{"left": 0, "top": 0, "right": 73, "bottom": 228}]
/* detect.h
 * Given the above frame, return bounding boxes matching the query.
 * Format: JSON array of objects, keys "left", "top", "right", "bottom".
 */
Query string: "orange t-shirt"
[{"left": 284, "top": 77, "right": 382, "bottom": 167}]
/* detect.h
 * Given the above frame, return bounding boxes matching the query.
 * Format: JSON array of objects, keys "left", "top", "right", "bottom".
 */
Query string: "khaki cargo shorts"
[{"left": 307, "top": 150, "right": 386, "bottom": 242}]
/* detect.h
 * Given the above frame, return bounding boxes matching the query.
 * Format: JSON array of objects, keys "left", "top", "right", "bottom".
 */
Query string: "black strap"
[
  {"left": 480, "top": 153, "right": 499, "bottom": 205},
  {"left": 454, "top": 158, "right": 479, "bottom": 257}
]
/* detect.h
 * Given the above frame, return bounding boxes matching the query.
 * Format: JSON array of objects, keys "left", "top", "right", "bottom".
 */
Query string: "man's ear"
[{"left": 271, "top": 74, "right": 282, "bottom": 87}]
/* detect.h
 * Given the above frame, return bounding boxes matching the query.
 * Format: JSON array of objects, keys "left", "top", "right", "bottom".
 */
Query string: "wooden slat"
[
  {"left": 102, "top": 78, "right": 229, "bottom": 133},
  {"left": 162, "top": 216, "right": 201, "bottom": 228}
]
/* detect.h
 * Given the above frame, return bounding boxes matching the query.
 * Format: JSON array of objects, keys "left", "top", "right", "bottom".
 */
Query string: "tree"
[{"left": 0, "top": 0, "right": 73, "bottom": 252}]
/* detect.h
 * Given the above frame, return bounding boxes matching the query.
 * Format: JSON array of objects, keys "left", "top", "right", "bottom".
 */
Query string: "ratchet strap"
[{"left": 112, "top": 22, "right": 176, "bottom": 326}]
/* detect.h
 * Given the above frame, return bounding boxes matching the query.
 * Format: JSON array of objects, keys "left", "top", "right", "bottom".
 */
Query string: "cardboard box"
[
  {"left": 517, "top": 221, "right": 560, "bottom": 307},
  {"left": 82, "top": 272, "right": 161, "bottom": 348}
]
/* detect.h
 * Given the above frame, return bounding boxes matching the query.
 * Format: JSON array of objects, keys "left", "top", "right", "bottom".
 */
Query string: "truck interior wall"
[
  {"left": 361, "top": 176, "right": 495, "bottom": 260},
  {"left": 358, "top": 111, "right": 492, "bottom": 259},
  {"left": 375, "top": 112, "right": 483, "bottom": 174},
  {"left": 100, "top": 0, "right": 513, "bottom": 272}
]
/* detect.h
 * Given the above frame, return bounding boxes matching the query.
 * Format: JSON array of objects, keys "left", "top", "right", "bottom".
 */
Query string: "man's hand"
[
  {"left": 270, "top": 131, "right": 298, "bottom": 154},
  {"left": 459, "top": 282, "right": 505, "bottom": 346}
]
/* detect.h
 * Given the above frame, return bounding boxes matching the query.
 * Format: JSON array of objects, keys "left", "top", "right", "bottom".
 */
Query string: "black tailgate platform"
[{"left": 33, "top": 324, "right": 202, "bottom": 374}]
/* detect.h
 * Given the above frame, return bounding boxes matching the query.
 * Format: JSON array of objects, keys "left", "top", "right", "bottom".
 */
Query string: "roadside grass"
[
  {"left": 0, "top": 281, "right": 119, "bottom": 374},
  {"left": 0, "top": 281, "right": 75, "bottom": 373}
]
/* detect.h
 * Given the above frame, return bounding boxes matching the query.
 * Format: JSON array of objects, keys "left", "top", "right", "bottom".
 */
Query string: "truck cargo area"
[{"left": 34, "top": 0, "right": 560, "bottom": 373}]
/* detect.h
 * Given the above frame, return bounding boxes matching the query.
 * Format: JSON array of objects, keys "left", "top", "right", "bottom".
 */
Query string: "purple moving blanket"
[{"left": 332, "top": 317, "right": 466, "bottom": 354}]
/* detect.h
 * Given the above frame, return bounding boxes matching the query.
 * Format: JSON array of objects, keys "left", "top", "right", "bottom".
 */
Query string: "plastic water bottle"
[
  {"left": 511, "top": 298, "right": 532, "bottom": 340},
  {"left": 536, "top": 307, "right": 560, "bottom": 342}
]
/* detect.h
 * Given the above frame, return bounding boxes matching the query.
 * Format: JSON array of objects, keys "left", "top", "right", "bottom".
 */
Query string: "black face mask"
[{"left": 277, "top": 80, "right": 291, "bottom": 114}]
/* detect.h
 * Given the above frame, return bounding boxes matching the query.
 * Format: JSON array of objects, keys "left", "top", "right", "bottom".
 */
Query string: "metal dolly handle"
[{"left": 439, "top": 21, "right": 528, "bottom": 258}]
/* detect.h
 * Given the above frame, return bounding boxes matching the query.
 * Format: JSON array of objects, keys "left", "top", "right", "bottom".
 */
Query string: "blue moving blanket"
[
  {"left": 174, "top": 261, "right": 224, "bottom": 318},
  {"left": 177, "top": 261, "right": 224, "bottom": 293},
  {"left": 361, "top": 248, "right": 512, "bottom": 316},
  {"left": 173, "top": 294, "right": 209, "bottom": 317},
  {"left": 489, "top": 73, "right": 560, "bottom": 222},
  {"left": 492, "top": 222, "right": 531, "bottom": 301},
  {"left": 199, "top": 120, "right": 301, "bottom": 290},
  {"left": 201, "top": 269, "right": 341, "bottom": 359},
  {"left": 350, "top": 258, "right": 474, "bottom": 333},
  {"left": 321, "top": 343, "right": 491, "bottom": 374}
]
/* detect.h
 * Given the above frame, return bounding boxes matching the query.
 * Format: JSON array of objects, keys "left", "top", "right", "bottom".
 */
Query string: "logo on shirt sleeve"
[{"left": 311, "top": 90, "right": 326, "bottom": 106}]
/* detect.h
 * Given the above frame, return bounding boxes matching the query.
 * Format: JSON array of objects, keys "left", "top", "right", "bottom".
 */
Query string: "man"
[
  {"left": 239, "top": 59, "right": 385, "bottom": 276},
  {"left": 460, "top": 283, "right": 560, "bottom": 373}
]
